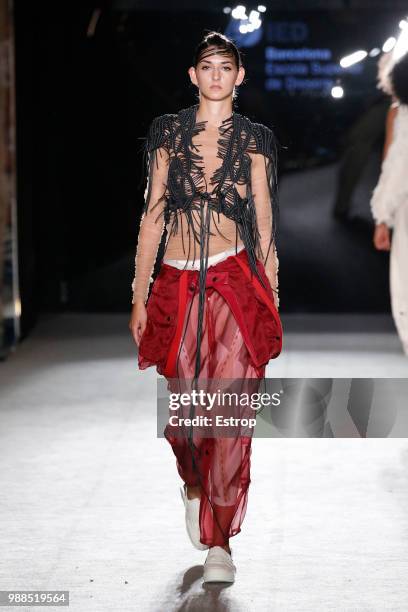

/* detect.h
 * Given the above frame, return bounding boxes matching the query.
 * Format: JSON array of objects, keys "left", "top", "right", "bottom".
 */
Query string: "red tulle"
[{"left": 138, "top": 249, "right": 283, "bottom": 547}]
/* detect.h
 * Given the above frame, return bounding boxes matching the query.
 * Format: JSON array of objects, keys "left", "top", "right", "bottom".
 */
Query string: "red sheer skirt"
[{"left": 160, "top": 275, "right": 265, "bottom": 547}]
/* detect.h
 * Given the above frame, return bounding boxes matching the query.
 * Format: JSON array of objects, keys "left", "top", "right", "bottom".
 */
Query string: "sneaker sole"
[{"left": 203, "top": 565, "right": 236, "bottom": 583}]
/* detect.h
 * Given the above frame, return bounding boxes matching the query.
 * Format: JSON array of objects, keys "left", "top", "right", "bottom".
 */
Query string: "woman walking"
[
  {"left": 371, "top": 52, "right": 408, "bottom": 355},
  {"left": 129, "top": 31, "right": 283, "bottom": 583}
]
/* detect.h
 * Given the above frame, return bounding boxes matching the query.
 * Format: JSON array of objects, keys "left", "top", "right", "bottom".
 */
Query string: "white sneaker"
[
  {"left": 180, "top": 484, "right": 209, "bottom": 551},
  {"left": 203, "top": 546, "right": 236, "bottom": 583}
]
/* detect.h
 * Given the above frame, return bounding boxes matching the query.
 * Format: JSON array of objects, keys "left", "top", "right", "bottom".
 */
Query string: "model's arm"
[
  {"left": 382, "top": 101, "right": 398, "bottom": 161},
  {"left": 250, "top": 151, "right": 280, "bottom": 309},
  {"left": 372, "top": 102, "right": 398, "bottom": 251},
  {"left": 131, "top": 145, "right": 169, "bottom": 305}
]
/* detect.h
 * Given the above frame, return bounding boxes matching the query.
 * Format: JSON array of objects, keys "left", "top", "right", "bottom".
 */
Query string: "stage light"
[
  {"left": 382, "top": 37, "right": 396, "bottom": 52},
  {"left": 233, "top": 6, "right": 262, "bottom": 36},
  {"left": 231, "top": 5, "right": 248, "bottom": 20},
  {"left": 339, "top": 50, "right": 367, "bottom": 68},
  {"left": 369, "top": 48, "right": 381, "bottom": 57},
  {"left": 223, "top": 6, "right": 232, "bottom": 14},
  {"left": 257, "top": 4, "right": 266, "bottom": 11},
  {"left": 393, "top": 27, "right": 408, "bottom": 61},
  {"left": 399, "top": 19, "right": 408, "bottom": 29},
  {"left": 331, "top": 86, "right": 344, "bottom": 98},
  {"left": 248, "top": 10, "right": 261, "bottom": 29}
]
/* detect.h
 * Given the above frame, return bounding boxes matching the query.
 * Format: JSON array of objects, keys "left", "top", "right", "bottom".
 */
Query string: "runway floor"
[{"left": 1, "top": 313, "right": 408, "bottom": 611}]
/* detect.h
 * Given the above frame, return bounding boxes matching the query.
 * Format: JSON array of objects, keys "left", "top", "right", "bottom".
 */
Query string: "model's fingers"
[
  {"left": 381, "top": 234, "right": 391, "bottom": 250},
  {"left": 131, "top": 322, "right": 140, "bottom": 346},
  {"left": 135, "top": 321, "right": 147, "bottom": 347},
  {"left": 139, "top": 321, "right": 146, "bottom": 340},
  {"left": 374, "top": 232, "right": 390, "bottom": 250},
  {"left": 136, "top": 326, "right": 142, "bottom": 346}
]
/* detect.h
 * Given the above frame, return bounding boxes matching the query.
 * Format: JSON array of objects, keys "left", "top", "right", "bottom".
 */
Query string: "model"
[
  {"left": 129, "top": 31, "right": 283, "bottom": 583},
  {"left": 371, "top": 51, "right": 408, "bottom": 355}
]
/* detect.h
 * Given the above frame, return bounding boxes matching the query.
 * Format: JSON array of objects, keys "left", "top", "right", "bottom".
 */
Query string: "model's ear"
[
  {"left": 235, "top": 66, "right": 245, "bottom": 87},
  {"left": 188, "top": 66, "right": 197, "bottom": 86}
]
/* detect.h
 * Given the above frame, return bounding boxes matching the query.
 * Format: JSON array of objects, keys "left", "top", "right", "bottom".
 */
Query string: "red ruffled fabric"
[
  {"left": 138, "top": 249, "right": 283, "bottom": 547},
  {"left": 138, "top": 247, "right": 282, "bottom": 375}
]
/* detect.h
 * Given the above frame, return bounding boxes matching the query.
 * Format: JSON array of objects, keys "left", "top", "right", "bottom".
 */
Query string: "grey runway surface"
[{"left": 1, "top": 313, "right": 408, "bottom": 611}]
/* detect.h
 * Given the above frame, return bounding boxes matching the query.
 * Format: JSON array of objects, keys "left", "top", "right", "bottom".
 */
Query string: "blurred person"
[
  {"left": 129, "top": 31, "right": 283, "bottom": 583},
  {"left": 371, "top": 52, "right": 408, "bottom": 354}
]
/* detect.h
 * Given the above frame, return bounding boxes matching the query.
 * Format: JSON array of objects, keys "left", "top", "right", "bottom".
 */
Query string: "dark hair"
[
  {"left": 390, "top": 52, "right": 408, "bottom": 105},
  {"left": 193, "top": 31, "right": 243, "bottom": 70}
]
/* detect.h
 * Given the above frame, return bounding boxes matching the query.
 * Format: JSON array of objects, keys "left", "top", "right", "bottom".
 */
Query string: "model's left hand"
[
  {"left": 129, "top": 301, "right": 148, "bottom": 347},
  {"left": 373, "top": 223, "right": 391, "bottom": 251}
]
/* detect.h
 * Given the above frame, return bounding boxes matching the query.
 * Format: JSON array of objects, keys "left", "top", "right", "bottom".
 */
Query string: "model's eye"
[
  {"left": 201, "top": 66, "right": 209, "bottom": 70},
  {"left": 223, "top": 67, "right": 232, "bottom": 71}
]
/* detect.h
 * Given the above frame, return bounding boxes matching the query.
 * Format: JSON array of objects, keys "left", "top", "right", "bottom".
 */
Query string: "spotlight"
[
  {"left": 231, "top": 5, "right": 248, "bottom": 20},
  {"left": 248, "top": 10, "right": 261, "bottom": 29},
  {"left": 331, "top": 86, "right": 344, "bottom": 98},
  {"left": 340, "top": 50, "right": 367, "bottom": 68},
  {"left": 393, "top": 27, "right": 408, "bottom": 60},
  {"left": 382, "top": 37, "right": 396, "bottom": 52}
]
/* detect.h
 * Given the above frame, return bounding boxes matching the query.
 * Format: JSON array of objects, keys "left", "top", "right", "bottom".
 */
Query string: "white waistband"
[{"left": 163, "top": 244, "right": 245, "bottom": 270}]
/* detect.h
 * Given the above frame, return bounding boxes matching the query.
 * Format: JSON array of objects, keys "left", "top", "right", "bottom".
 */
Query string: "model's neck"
[{"left": 195, "top": 98, "right": 233, "bottom": 128}]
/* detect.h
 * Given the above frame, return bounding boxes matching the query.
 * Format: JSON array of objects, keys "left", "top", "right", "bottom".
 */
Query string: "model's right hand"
[
  {"left": 129, "top": 301, "right": 147, "bottom": 347},
  {"left": 373, "top": 223, "right": 391, "bottom": 251}
]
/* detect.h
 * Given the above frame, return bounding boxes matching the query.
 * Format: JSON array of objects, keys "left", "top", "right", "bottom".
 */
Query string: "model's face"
[{"left": 188, "top": 49, "right": 245, "bottom": 100}]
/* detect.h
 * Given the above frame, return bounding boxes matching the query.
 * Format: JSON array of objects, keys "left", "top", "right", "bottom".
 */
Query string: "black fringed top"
[{"left": 132, "top": 103, "right": 280, "bottom": 376}]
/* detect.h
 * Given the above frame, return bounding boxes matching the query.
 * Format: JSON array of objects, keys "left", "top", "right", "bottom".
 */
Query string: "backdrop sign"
[{"left": 264, "top": 20, "right": 364, "bottom": 95}]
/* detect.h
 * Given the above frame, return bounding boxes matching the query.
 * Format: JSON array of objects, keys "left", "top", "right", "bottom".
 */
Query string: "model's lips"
[{"left": 210, "top": 85, "right": 222, "bottom": 89}]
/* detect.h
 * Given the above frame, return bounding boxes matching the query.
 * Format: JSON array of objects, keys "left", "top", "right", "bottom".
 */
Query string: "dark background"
[{"left": 14, "top": 1, "right": 407, "bottom": 336}]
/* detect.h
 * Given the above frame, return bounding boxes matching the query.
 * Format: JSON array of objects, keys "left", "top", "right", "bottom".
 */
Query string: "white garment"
[
  {"left": 163, "top": 244, "right": 245, "bottom": 270},
  {"left": 390, "top": 203, "right": 408, "bottom": 355},
  {"left": 370, "top": 104, "right": 408, "bottom": 355},
  {"left": 370, "top": 104, "right": 408, "bottom": 228}
]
